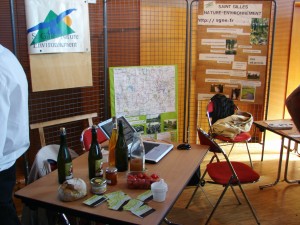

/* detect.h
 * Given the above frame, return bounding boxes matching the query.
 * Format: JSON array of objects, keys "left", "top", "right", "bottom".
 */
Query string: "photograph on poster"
[
  {"left": 247, "top": 71, "right": 260, "bottom": 80},
  {"left": 241, "top": 85, "right": 256, "bottom": 102},
  {"left": 210, "top": 84, "right": 224, "bottom": 93},
  {"left": 250, "top": 18, "right": 269, "bottom": 45},
  {"left": 231, "top": 88, "right": 241, "bottom": 100},
  {"left": 225, "top": 39, "right": 237, "bottom": 55}
]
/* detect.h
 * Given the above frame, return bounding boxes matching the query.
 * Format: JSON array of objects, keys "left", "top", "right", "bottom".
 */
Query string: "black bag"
[
  {"left": 187, "top": 166, "right": 200, "bottom": 186},
  {"left": 210, "top": 94, "right": 236, "bottom": 124}
]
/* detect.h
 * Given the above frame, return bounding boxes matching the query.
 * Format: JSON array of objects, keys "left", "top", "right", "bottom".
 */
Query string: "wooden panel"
[
  {"left": 267, "top": 0, "right": 294, "bottom": 121},
  {"left": 30, "top": 52, "right": 92, "bottom": 92},
  {"left": 140, "top": 1, "right": 187, "bottom": 142},
  {"left": 285, "top": 2, "right": 300, "bottom": 118}
]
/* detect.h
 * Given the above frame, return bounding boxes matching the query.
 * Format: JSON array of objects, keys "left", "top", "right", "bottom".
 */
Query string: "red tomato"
[
  {"left": 151, "top": 173, "right": 159, "bottom": 179},
  {"left": 137, "top": 172, "right": 145, "bottom": 179},
  {"left": 127, "top": 174, "right": 136, "bottom": 180}
]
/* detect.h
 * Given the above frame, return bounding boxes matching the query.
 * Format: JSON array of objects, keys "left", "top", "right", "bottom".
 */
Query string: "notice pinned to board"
[{"left": 198, "top": 1, "right": 263, "bottom": 26}]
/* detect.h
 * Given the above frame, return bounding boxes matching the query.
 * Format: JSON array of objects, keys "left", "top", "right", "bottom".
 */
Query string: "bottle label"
[
  {"left": 65, "top": 162, "right": 73, "bottom": 180},
  {"left": 95, "top": 159, "right": 104, "bottom": 177}
]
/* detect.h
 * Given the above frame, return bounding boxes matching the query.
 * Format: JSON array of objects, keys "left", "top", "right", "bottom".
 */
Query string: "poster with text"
[{"left": 196, "top": 1, "right": 272, "bottom": 105}]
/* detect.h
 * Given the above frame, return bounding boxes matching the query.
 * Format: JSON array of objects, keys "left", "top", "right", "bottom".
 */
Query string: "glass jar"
[
  {"left": 90, "top": 178, "right": 107, "bottom": 194},
  {"left": 129, "top": 132, "right": 145, "bottom": 172},
  {"left": 105, "top": 167, "right": 118, "bottom": 185}
]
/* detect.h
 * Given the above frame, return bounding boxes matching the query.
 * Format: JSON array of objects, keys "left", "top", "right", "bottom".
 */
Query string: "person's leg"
[{"left": 0, "top": 163, "right": 21, "bottom": 225}]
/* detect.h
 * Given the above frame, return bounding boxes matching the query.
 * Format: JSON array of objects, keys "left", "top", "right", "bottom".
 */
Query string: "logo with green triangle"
[{"left": 27, "top": 8, "right": 76, "bottom": 46}]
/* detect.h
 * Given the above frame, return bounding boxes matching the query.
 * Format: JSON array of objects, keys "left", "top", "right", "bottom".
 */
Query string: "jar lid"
[
  {"left": 106, "top": 167, "right": 118, "bottom": 173},
  {"left": 90, "top": 178, "right": 106, "bottom": 186}
]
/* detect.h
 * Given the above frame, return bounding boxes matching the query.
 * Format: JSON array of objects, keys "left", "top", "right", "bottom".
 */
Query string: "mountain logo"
[{"left": 27, "top": 8, "right": 77, "bottom": 45}]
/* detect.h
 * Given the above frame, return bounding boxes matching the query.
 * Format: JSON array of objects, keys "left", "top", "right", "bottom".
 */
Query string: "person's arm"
[{"left": 0, "top": 77, "right": 10, "bottom": 159}]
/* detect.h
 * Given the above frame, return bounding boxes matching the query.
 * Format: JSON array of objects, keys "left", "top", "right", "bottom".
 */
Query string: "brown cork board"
[{"left": 196, "top": 0, "right": 272, "bottom": 104}]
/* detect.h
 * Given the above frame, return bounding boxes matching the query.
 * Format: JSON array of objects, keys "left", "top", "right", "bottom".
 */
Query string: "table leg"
[
  {"left": 261, "top": 130, "right": 266, "bottom": 162},
  {"left": 259, "top": 136, "right": 285, "bottom": 189},
  {"left": 284, "top": 139, "right": 300, "bottom": 184},
  {"left": 253, "top": 125, "right": 266, "bottom": 161}
]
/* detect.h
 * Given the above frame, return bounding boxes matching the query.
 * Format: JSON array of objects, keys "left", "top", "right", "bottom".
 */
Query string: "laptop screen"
[
  {"left": 98, "top": 116, "right": 136, "bottom": 147},
  {"left": 98, "top": 116, "right": 174, "bottom": 163}
]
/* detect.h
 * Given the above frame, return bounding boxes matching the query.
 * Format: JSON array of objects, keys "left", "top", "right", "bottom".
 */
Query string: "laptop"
[{"left": 98, "top": 116, "right": 174, "bottom": 163}]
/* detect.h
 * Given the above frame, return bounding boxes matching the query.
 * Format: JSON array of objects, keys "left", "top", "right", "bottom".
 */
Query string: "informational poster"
[
  {"left": 25, "top": 0, "right": 90, "bottom": 54},
  {"left": 196, "top": 0, "right": 272, "bottom": 104},
  {"left": 24, "top": 0, "right": 93, "bottom": 92},
  {"left": 109, "top": 65, "right": 178, "bottom": 142}
]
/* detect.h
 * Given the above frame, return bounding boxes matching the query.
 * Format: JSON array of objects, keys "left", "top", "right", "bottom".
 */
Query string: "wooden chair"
[
  {"left": 30, "top": 113, "right": 97, "bottom": 147},
  {"left": 24, "top": 113, "right": 98, "bottom": 225},
  {"left": 24, "top": 113, "right": 97, "bottom": 183}
]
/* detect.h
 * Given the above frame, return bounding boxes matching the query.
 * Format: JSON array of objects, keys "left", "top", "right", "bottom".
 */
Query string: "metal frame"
[{"left": 188, "top": 129, "right": 260, "bottom": 225}]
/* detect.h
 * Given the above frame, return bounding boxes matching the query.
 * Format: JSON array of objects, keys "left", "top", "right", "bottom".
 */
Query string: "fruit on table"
[{"left": 127, "top": 172, "right": 160, "bottom": 189}]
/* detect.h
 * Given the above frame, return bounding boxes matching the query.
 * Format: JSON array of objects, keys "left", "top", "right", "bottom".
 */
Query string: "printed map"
[{"left": 110, "top": 65, "right": 177, "bottom": 117}]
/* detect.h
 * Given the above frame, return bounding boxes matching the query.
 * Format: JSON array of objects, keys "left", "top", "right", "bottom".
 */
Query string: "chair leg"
[
  {"left": 245, "top": 141, "right": 253, "bottom": 168},
  {"left": 237, "top": 183, "right": 260, "bottom": 224},
  {"left": 205, "top": 183, "right": 230, "bottom": 225},
  {"left": 228, "top": 143, "right": 235, "bottom": 156},
  {"left": 185, "top": 183, "right": 213, "bottom": 209},
  {"left": 58, "top": 213, "right": 70, "bottom": 225},
  {"left": 228, "top": 142, "right": 253, "bottom": 169},
  {"left": 163, "top": 217, "right": 182, "bottom": 225},
  {"left": 185, "top": 184, "right": 200, "bottom": 209},
  {"left": 186, "top": 155, "right": 219, "bottom": 209},
  {"left": 230, "top": 185, "right": 241, "bottom": 205}
]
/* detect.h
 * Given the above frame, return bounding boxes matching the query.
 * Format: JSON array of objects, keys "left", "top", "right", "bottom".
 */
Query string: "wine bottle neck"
[
  {"left": 92, "top": 131, "right": 98, "bottom": 144},
  {"left": 60, "top": 135, "right": 67, "bottom": 147}
]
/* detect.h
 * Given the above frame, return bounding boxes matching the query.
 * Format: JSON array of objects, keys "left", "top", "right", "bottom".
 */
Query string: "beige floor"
[{"left": 164, "top": 141, "right": 300, "bottom": 225}]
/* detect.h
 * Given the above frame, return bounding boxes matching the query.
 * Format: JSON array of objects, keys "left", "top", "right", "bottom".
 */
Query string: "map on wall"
[{"left": 109, "top": 65, "right": 178, "bottom": 141}]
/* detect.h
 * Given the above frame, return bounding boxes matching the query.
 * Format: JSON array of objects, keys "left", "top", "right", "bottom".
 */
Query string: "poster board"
[
  {"left": 30, "top": 52, "right": 92, "bottom": 92},
  {"left": 109, "top": 65, "right": 178, "bottom": 142},
  {"left": 25, "top": 0, "right": 93, "bottom": 92},
  {"left": 196, "top": 1, "right": 272, "bottom": 104}
]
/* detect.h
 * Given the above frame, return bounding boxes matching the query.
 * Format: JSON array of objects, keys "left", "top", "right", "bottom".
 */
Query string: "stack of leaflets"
[
  {"left": 83, "top": 190, "right": 155, "bottom": 218},
  {"left": 266, "top": 120, "right": 293, "bottom": 130}
]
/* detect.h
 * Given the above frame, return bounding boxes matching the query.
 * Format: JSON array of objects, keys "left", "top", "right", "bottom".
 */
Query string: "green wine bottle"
[
  {"left": 108, "top": 116, "right": 118, "bottom": 167},
  {"left": 57, "top": 127, "right": 73, "bottom": 184},
  {"left": 115, "top": 120, "right": 128, "bottom": 172},
  {"left": 88, "top": 125, "right": 103, "bottom": 179}
]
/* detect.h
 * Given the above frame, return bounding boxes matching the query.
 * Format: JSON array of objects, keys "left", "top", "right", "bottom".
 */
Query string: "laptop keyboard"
[
  {"left": 144, "top": 142, "right": 172, "bottom": 161},
  {"left": 143, "top": 142, "right": 160, "bottom": 153}
]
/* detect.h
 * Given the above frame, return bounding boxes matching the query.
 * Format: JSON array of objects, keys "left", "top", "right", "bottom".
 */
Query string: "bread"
[{"left": 58, "top": 178, "right": 87, "bottom": 202}]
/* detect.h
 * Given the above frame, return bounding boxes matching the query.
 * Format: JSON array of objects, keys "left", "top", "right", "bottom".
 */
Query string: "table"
[
  {"left": 253, "top": 120, "right": 300, "bottom": 189},
  {"left": 15, "top": 143, "right": 208, "bottom": 225}
]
